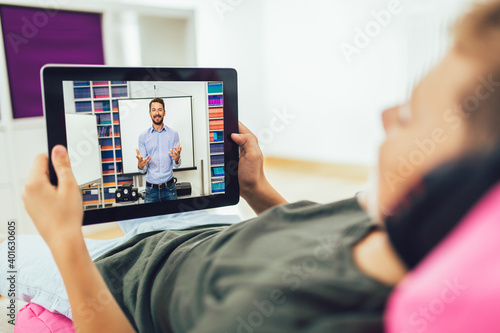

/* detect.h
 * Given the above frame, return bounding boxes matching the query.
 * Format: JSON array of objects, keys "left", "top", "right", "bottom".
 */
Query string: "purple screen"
[{"left": 0, "top": 6, "right": 104, "bottom": 118}]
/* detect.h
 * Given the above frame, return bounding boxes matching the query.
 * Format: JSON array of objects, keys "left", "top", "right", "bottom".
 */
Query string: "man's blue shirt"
[{"left": 138, "top": 124, "right": 181, "bottom": 184}]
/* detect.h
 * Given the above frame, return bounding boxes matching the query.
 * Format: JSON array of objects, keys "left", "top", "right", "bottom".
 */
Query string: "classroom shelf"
[
  {"left": 75, "top": 80, "right": 133, "bottom": 207},
  {"left": 207, "top": 82, "right": 226, "bottom": 194}
]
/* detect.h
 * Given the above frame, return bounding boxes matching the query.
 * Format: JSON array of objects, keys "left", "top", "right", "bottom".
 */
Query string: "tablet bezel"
[{"left": 41, "top": 65, "right": 239, "bottom": 225}]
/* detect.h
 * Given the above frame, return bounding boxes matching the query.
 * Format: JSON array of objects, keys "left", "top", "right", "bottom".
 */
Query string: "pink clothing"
[
  {"left": 385, "top": 183, "right": 500, "bottom": 333},
  {"left": 14, "top": 303, "right": 75, "bottom": 333}
]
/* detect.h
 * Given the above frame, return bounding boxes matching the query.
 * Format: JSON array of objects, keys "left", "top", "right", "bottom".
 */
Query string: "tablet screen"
[{"left": 42, "top": 67, "right": 239, "bottom": 225}]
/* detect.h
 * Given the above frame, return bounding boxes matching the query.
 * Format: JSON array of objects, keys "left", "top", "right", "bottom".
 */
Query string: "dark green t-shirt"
[{"left": 95, "top": 198, "right": 392, "bottom": 333}]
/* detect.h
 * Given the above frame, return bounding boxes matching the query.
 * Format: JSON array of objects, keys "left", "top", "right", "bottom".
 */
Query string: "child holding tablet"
[{"left": 4, "top": 1, "right": 500, "bottom": 332}]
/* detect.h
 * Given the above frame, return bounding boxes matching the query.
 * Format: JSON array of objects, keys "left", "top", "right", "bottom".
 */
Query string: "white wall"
[
  {"left": 256, "top": 0, "right": 478, "bottom": 166},
  {"left": 258, "top": 0, "right": 406, "bottom": 165}
]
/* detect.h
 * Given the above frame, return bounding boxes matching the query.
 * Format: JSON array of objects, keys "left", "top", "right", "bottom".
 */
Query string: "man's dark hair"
[{"left": 149, "top": 97, "right": 165, "bottom": 111}]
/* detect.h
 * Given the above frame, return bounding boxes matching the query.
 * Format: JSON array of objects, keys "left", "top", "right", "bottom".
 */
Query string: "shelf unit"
[
  {"left": 207, "top": 82, "right": 225, "bottom": 194},
  {"left": 73, "top": 80, "right": 134, "bottom": 207}
]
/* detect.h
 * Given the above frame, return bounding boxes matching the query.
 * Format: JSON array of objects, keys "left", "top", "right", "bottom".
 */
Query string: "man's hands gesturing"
[
  {"left": 169, "top": 142, "right": 182, "bottom": 163},
  {"left": 136, "top": 148, "right": 151, "bottom": 170},
  {"left": 231, "top": 122, "right": 286, "bottom": 214}
]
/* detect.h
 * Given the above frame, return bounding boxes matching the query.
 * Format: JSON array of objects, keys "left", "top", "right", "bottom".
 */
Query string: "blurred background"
[{"left": 0, "top": 0, "right": 478, "bottom": 236}]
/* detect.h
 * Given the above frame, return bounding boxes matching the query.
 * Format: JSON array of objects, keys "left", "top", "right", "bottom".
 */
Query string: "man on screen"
[{"left": 136, "top": 97, "right": 182, "bottom": 203}]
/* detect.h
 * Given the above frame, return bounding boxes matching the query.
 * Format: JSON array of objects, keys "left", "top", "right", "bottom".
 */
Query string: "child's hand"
[
  {"left": 22, "top": 145, "right": 84, "bottom": 248},
  {"left": 231, "top": 122, "right": 266, "bottom": 200}
]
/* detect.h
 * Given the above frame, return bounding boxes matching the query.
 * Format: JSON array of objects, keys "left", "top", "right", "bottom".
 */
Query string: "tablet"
[{"left": 41, "top": 65, "right": 239, "bottom": 225}]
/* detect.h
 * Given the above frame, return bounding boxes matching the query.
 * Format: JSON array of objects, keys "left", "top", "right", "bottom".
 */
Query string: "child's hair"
[
  {"left": 454, "top": 0, "right": 500, "bottom": 149},
  {"left": 455, "top": 0, "right": 500, "bottom": 65}
]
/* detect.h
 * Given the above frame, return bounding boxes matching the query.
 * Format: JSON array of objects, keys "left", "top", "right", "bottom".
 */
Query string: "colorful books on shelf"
[
  {"left": 208, "top": 83, "right": 223, "bottom": 94},
  {"left": 102, "top": 163, "right": 115, "bottom": 171},
  {"left": 98, "top": 126, "right": 112, "bottom": 137},
  {"left": 111, "top": 86, "right": 127, "bottom": 98},
  {"left": 82, "top": 189, "right": 99, "bottom": 205},
  {"left": 103, "top": 175, "right": 115, "bottom": 182},
  {"left": 97, "top": 113, "right": 112, "bottom": 124},
  {"left": 210, "top": 143, "right": 224, "bottom": 154},
  {"left": 210, "top": 131, "right": 224, "bottom": 143},
  {"left": 94, "top": 101, "right": 111, "bottom": 112},
  {"left": 211, "top": 166, "right": 224, "bottom": 177},
  {"left": 117, "top": 177, "right": 133, "bottom": 185},
  {"left": 93, "top": 87, "right": 110, "bottom": 98},
  {"left": 209, "top": 119, "right": 224, "bottom": 131},
  {"left": 101, "top": 150, "right": 113, "bottom": 159},
  {"left": 208, "top": 95, "right": 223, "bottom": 107},
  {"left": 207, "top": 83, "right": 226, "bottom": 195},
  {"left": 211, "top": 182, "right": 225, "bottom": 193},
  {"left": 209, "top": 107, "right": 223, "bottom": 118},
  {"left": 210, "top": 155, "right": 224, "bottom": 165},
  {"left": 103, "top": 188, "right": 115, "bottom": 200},
  {"left": 74, "top": 87, "right": 91, "bottom": 99},
  {"left": 74, "top": 81, "right": 90, "bottom": 86},
  {"left": 75, "top": 101, "right": 92, "bottom": 112},
  {"left": 93, "top": 81, "right": 108, "bottom": 86}
]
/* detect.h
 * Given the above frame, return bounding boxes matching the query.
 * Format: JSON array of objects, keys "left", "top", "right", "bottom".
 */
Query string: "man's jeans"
[{"left": 144, "top": 182, "right": 177, "bottom": 203}]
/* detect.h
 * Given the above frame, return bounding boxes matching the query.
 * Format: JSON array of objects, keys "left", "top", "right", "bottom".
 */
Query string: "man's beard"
[{"left": 152, "top": 116, "right": 163, "bottom": 125}]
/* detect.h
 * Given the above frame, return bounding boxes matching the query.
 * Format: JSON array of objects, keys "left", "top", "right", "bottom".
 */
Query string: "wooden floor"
[
  {"left": 85, "top": 223, "right": 124, "bottom": 239},
  {"left": 264, "top": 157, "right": 370, "bottom": 182}
]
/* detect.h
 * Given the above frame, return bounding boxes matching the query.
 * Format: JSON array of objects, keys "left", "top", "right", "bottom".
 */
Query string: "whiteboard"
[
  {"left": 65, "top": 113, "right": 102, "bottom": 186},
  {"left": 119, "top": 96, "right": 194, "bottom": 174}
]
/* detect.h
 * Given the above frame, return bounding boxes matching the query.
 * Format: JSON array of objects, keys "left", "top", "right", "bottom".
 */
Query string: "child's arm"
[{"left": 22, "top": 146, "right": 136, "bottom": 333}]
